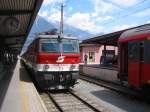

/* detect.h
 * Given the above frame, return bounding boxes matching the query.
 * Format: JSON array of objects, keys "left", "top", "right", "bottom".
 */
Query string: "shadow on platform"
[
  {"left": 91, "top": 89, "right": 145, "bottom": 112},
  {"left": 0, "top": 62, "right": 17, "bottom": 110},
  {"left": 19, "top": 66, "right": 31, "bottom": 83}
]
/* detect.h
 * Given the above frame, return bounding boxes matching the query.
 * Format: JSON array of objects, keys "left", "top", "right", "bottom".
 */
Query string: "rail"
[{"left": 40, "top": 90, "right": 102, "bottom": 112}]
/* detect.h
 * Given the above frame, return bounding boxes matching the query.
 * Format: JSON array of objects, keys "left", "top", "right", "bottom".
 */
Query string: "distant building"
[{"left": 80, "top": 44, "right": 118, "bottom": 64}]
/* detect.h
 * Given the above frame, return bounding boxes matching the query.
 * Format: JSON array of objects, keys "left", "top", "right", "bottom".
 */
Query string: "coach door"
[{"left": 128, "top": 41, "right": 141, "bottom": 87}]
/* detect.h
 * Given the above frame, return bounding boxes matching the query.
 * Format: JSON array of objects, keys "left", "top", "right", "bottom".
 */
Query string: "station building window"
[
  {"left": 101, "top": 50, "right": 116, "bottom": 65},
  {"left": 88, "top": 52, "right": 95, "bottom": 62}
]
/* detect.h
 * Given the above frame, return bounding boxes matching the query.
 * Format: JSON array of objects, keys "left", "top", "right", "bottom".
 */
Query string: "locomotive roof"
[
  {"left": 37, "top": 34, "right": 78, "bottom": 40},
  {"left": 119, "top": 23, "right": 150, "bottom": 42}
]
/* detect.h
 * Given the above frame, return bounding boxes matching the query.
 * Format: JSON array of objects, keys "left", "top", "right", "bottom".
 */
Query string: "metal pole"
[
  {"left": 104, "top": 44, "right": 107, "bottom": 65},
  {"left": 60, "top": 3, "right": 64, "bottom": 35},
  {"left": 59, "top": 1, "right": 64, "bottom": 57}
]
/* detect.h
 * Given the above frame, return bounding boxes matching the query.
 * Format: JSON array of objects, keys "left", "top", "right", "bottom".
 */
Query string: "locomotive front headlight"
[
  {"left": 71, "top": 64, "right": 76, "bottom": 70},
  {"left": 44, "top": 65, "right": 49, "bottom": 70}
]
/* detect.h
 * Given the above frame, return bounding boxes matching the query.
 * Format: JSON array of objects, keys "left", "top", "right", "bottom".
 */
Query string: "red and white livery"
[{"left": 22, "top": 34, "right": 80, "bottom": 89}]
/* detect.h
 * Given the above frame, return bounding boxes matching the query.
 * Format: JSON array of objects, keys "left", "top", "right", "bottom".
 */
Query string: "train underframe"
[{"left": 35, "top": 71, "right": 79, "bottom": 90}]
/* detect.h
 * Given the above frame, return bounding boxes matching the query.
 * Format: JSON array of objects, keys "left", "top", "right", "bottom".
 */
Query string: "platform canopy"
[
  {"left": 82, "top": 24, "right": 150, "bottom": 46},
  {"left": 82, "top": 31, "right": 125, "bottom": 46},
  {"left": 0, "top": 0, "right": 43, "bottom": 54}
]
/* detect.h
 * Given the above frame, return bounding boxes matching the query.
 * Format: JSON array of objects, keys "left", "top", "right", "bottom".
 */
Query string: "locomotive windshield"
[
  {"left": 41, "top": 40, "right": 61, "bottom": 52},
  {"left": 62, "top": 39, "right": 79, "bottom": 53},
  {"left": 40, "top": 38, "right": 79, "bottom": 53}
]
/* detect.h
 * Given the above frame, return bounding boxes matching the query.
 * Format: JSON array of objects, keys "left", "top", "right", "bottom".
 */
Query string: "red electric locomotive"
[
  {"left": 118, "top": 24, "right": 150, "bottom": 89},
  {"left": 22, "top": 33, "right": 80, "bottom": 89}
]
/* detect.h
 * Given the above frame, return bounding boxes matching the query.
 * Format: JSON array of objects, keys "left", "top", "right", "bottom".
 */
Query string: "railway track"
[
  {"left": 40, "top": 90, "right": 103, "bottom": 112},
  {"left": 79, "top": 75, "right": 137, "bottom": 96}
]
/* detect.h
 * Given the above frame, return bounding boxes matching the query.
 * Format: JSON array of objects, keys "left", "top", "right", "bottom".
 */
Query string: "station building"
[
  {"left": 79, "top": 30, "right": 125, "bottom": 83},
  {"left": 80, "top": 43, "right": 118, "bottom": 65}
]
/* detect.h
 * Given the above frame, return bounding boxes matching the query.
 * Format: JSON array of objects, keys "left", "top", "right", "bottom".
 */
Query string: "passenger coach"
[{"left": 118, "top": 24, "right": 150, "bottom": 89}]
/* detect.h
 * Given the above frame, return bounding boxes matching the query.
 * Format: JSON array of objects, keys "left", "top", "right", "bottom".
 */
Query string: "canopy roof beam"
[{"left": 0, "top": 10, "right": 33, "bottom": 15}]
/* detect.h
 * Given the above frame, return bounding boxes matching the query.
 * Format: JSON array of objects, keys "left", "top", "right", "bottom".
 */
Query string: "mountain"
[
  {"left": 50, "top": 21, "right": 93, "bottom": 40},
  {"left": 28, "top": 16, "right": 93, "bottom": 41},
  {"left": 22, "top": 16, "right": 94, "bottom": 54},
  {"left": 28, "top": 16, "right": 55, "bottom": 38},
  {"left": 22, "top": 16, "right": 93, "bottom": 53}
]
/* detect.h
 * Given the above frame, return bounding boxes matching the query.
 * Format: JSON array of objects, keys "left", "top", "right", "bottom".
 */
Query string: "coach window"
[
  {"left": 144, "top": 39, "right": 150, "bottom": 63},
  {"left": 140, "top": 41, "right": 144, "bottom": 62},
  {"left": 128, "top": 42, "right": 138, "bottom": 62}
]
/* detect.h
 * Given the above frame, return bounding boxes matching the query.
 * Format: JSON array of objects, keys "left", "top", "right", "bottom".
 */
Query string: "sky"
[{"left": 38, "top": 0, "right": 150, "bottom": 35}]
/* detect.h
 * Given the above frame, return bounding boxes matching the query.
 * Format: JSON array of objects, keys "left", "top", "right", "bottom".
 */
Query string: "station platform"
[
  {"left": 79, "top": 64, "right": 119, "bottom": 83},
  {"left": 0, "top": 60, "right": 48, "bottom": 112}
]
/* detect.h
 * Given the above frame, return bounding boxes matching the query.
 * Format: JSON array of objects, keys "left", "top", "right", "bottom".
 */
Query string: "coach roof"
[{"left": 119, "top": 23, "right": 150, "bottom": 42}]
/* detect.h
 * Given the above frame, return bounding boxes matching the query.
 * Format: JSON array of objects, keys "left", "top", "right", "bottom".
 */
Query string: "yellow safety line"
[{"left": 19, "top": 82, "right": 30, "bottom": 112}]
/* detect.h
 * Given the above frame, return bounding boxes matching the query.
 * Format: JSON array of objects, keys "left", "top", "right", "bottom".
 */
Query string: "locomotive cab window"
[
  {"left": 41, "top": 40, "right": 60, "bottom": 52},
  {"left": 40, "top": 38, "right": 79, "bottom": 53},
  {"left": 62, "top": 39, "right": 79, "bottom": 53}
]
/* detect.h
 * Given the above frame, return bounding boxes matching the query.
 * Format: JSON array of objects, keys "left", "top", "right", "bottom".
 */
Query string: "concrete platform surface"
[
  {"left": 0, "top": 60, "right": 48, "bottom": 112},
  {"left": 74, "top": 79, "right": 150, "bottom": 112}
]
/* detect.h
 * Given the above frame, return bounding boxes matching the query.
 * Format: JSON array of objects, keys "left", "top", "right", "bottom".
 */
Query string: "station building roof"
[
  {"left": 82, "top": 23, "right": 150, "bottom": 46},
  {"left": 0, "top": 0, "right": 43, "bottom": 54},
  {"left": 82, "top": 30, "right": 125, "bottom": 46}
]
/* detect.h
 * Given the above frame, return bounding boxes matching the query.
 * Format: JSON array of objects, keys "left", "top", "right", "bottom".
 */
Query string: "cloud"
[
  {"left": 112, "top": 24, "right": 135, "bottom": 32},
  {"left": 38, "top": 0, "right": 144, "bottom": 35},
  {"left": 48, "top": 10, "right": 61, "bottom": 22},
  {"left": 95, "top": 16, "right": 113, "bottom": 22},
  {"left": 66, "top": 12, "right": 104, "bottom": 34},
  {"left": 91, "top": 12, "right": 98, "bottom": 17},
  {"left": 103, "top": 16, "right": 114, "bottom": 21},
  {"left": 134, "top": 8, "right": 150, "bottom": 17},
  {"left": 94, "top": 0, "right": 114, "bottom": 14},
  {"left": 42, "top": 0, "right": 59, "bottom": 6},
  {"left": 39, "top": 11, "right": 48, "bottom": 18},
  {"left": 111, "top": 0, "right": 139, "bottom": 7},
  {"left": 69, "top": 7, "right": 73, "bottom": 11},
  {"left": 147, "top": 21, "right": 150, "bottom": 24}
]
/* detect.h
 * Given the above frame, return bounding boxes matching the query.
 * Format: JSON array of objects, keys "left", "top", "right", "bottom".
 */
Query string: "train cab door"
[{"left": 128, "top": 41, "right": 141, "bottom": 87}]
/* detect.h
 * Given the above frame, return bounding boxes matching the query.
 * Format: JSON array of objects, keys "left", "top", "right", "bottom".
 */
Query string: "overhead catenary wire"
[
  {"left": 101, "top": 6, "right": 150, "bottom": 27},
  {"left": 106, "top": 0, "right": 148, "bottom": 12},
  {"left": 98, "top": 0, "right": 149, "bottom": 27}
]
